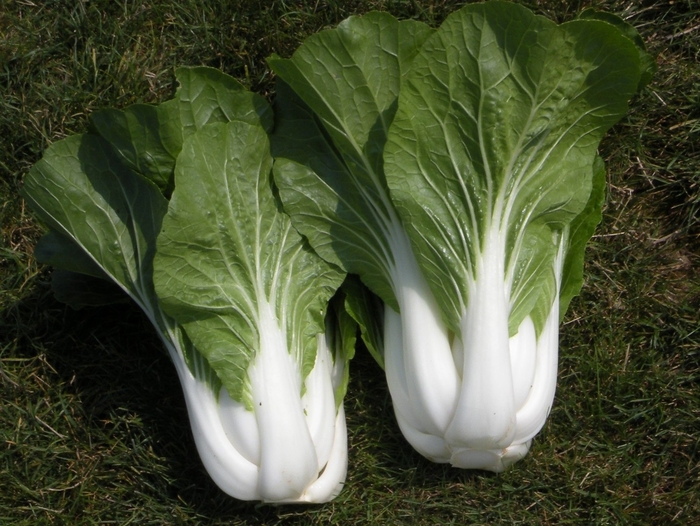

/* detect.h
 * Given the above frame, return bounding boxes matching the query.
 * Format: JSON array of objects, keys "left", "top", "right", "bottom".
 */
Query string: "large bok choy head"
[
  {"left": 270, "top": 3, "right": 652, "bottom": 471},
  {"left": 22, "top": 67, "right": 352, "bottom": 503}
]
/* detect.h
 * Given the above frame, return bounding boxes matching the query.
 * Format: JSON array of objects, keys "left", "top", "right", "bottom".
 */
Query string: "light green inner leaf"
[
  {"left": 384, "top": 2, "right": 642, "bottom": 336},
  {"left": 154, "top": 120, "right": 345, "bottom": 407}
]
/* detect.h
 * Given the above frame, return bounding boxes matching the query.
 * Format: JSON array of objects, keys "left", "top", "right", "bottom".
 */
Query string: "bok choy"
[
  {"left": 270, "top": 2, "right": 652, "bottom": 471},
  {"left": 22, "top": 67, "right": 352, "bottom": 502}
]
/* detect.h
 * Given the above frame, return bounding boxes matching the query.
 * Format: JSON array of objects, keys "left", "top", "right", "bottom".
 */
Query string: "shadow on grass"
[
  {"left": 0, "top": 276, "right": 478, "bottom": 525},
  {"left": 0, "top": 281, "right": 274, "bottom": 522},
  {"left": 1, "top": 275, "right": 498, "bottom": 524}
]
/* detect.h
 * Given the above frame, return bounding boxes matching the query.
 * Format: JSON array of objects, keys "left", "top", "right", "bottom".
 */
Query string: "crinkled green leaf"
[
  {"left": 153, "top": 120, "right": 345, "bottom": 407},
  {"left": 269, "top": 12, "right": 434, "bottom": 310},
  {"left": 26, "top": 66, "right": 273, "bottom": 303},
  {"left": 87, "top": 67, "right": 272, "bottom": 197},
  {"left": 341, "top": 275, "right": 384, "bottom": 368},
  {"left": 89, "top": 100, "right": 182, "bottom": 193},
  {"left": 270, "top": 82, "right": 395, "bottom": 307},
  {"left": 384, "top": 2, "right": 642, "bottom": 336},
  {"left": 559, "top": 154, "right": 607, "bottom": 319},
  {"left": 175, "top": 66, "right": 274, "bottom": 137},
  {"left": 578, "top": 8, "right": 656, "bottom": 90},
  {"left": 23, "top": 67, "right": 279, "bottom": 396},
  {"left": 22, "top": 133, "right": 168, "bottom": 315}
]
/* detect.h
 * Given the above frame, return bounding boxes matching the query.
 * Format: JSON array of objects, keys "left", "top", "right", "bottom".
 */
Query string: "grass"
[{"left": 1, "top": 0, "right": 699, "bottom": 523}]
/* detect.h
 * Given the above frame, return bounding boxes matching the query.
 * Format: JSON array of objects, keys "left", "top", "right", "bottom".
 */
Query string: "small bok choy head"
[
  {"left": 270, "top": 2, "right": 652, "bottom": 471},
  {"left": 153, "top": 118, "right": 350, "bottom": 503},
  {"left": 22, "top": 67, "right": 352, "bottom": 502}
]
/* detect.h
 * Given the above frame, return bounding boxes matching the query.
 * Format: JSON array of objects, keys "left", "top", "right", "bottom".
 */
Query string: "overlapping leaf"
[
  {"left": 384, "top": 2, "right": 643, "bottom": 335},
  {"left": 23, "top": 67, "right": 282, "bottom": 374},
  {"left": 153, "top": 120, "right": 345, "bottom": 406},
  {"left": 269, "top": 12, "right": 434, "bottom": 310}
]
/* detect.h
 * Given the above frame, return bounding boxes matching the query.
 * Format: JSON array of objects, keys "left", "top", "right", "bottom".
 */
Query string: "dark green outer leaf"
[
  {"left": 50, "top": 270, "right": 129, "bottom": 309},
  {"left": 22, "top": 133, "right": 168, "bottom": 315},
  {"left": 384, "top": 2, "right": 642, "bottom": 335},
  {"left": 26, "top": 67, "right": 275, "bottom": 302},
  {"left": 22, "top": 67, "right": 277, "bottom": 393},
  {"left": 175, "top": 66, "right": 274, "bottom": 137},
  {"left": 269, "top": 13, "right": 434, "bottom": 310},
  {"left": 341, "top": 274, "right": 384, "bottom": 368},
  {"left": 325, "top": 287, "right": 358, "bottom": 406},
  {"left": 271, "top": 82, "right": 398, "bottom": 308},
  {"left": 578, "top": 8, "right": 656, "bottom": 90},
  {"left": 269, "top": 13, "right": 433, "bottom": 178},
  {"left": 558, "top": 154, "right": 606, "bottom": 320},
  {"left": 90, "top": 100, "right": 182, "bottom": 193},
  {"left": 88, "top": 67, "right": 272, "bottom": 197},
  {"left": 35, "top": 230, "right": 110, "bottom": 280}
]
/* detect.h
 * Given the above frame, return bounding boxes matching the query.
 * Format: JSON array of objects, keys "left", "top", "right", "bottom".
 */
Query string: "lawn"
[{"left": 1, "top": 0, "right": 698, "bottom": 524}]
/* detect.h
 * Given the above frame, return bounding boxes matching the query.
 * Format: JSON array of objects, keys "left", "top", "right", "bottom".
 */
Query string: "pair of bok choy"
[{"left": 23, "top": 2, "right": 652, "bottom": 503}]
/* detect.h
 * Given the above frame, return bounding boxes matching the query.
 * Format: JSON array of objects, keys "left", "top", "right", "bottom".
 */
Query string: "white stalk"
[
  {"left": 383, "top": 225, "right": 563, "bottom": 472},
  {"left": 386, "top": 228, "right": 459, "bottom": 437},
  {"left": 249, "top": 300, "right": 318, "bottom": 501},
  {"left": 168, "top": 349, "right": 261, "bottom": 501},
  {"left": 508, "top": 317, "right": 538, "bottom": 410},
  {"left": 160, "top": 301, "right": 346, "bottom": 503},
  {"left": 445, "top": 228, "right": 516, "bottom": 449},
  {"left": 301, "top": 405, "right": 348, "bottom": 503},
  {"left": 512, "top": 305, "right": 558, "bottom": 443},
  {"left": 449, "top": 440, "right": 531, "bottom": 472},
  {"left": 384, "top": 305, "right": 452, "bottom": 461},
  {"left": 301, "top": 333, "right": 340, "bottom": 474}
]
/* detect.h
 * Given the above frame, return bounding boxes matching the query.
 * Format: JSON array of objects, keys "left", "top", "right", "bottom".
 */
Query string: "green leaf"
[
  {"left": 88, "top": 67, "right": 272, "bottom": 198},
  {"left": 24, "top": 66, "right": 281, "bottom": 391},
  {"left": 34, "top": 230, "right": 130, "bottom": 308},
  {"left": 34, "top": 230, "right": 110, "bottom": 280},
  {"left": 269, "top": 12, "right": 434, "bottom": 310},
  {"left": 153, "top": 120, "right": 345, "bottom": 407},
  {"left": 26, "top": 66, "right": 275, "bottom": 305},
  {"left": 325, "top": 287, "right": 358, "bottom": 406},
  {"left": 22, "top": 133, "right": 168, "bottom": 315},
  {"left": 341, "top": 275, "right": 384, "bottom": 368},
  {"left": 578, "top": 8, "right": 657, "bottom": 90},
  {"left": 507, "top": 221, "right": 559, "bottom": 335},
  {"left": 270, "top": 83, "right": 396, "bottom": 308},
  {"left": 384, "top": 2, "right": 642, "bottom": 335},
  {"left": 559, "top": 154, "right": 607, "bottom": 319},
  {"left": 175, "top": 66, "right": 274, "bottom": 136},
  {"left": 50, "top": 270, "right": 129, "bottom": 309},
  {"left": 89, "top": 100, "right": 182, "bottom": 193}
]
